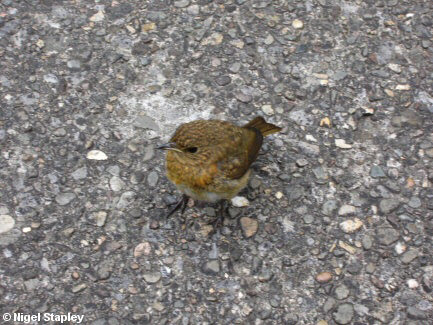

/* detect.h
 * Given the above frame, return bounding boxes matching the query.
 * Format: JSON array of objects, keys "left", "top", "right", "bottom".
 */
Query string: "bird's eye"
[{"left": 185, "top": 147, "right": 198, "bottom": 153}]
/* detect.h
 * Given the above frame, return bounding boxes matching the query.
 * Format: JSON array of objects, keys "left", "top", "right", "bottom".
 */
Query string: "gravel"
[{"left": 1, "top": 0, "right": 432, "bottom": 323}]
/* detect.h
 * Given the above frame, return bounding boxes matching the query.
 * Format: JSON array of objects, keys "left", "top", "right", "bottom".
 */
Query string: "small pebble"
[
  {"left": 338, "top": 205, "right": 356, "bottom": 216},
  {"left": 143, "top": 272, "right": 161, "bottom": 284},
  {"left": 71, "top": 166, "right": 87, "bottom": 180},
  {"left": 92, "top": 211, "right": 107, "bottom": 227},
  {"left": 89, "top": 11, "right": 104, "bottom": 22},
  {"left": 153, "top": 302, "right": 165, "bottom": 312},
  {"left": 262, "top": 104, "right": 274, "bottom": 115},
  {"left": 379, "top": 199, "right": 400, "bottom": 214},
  {"left": 362, "top": 107, "right": 375, "bottom": 115},
  {"left": 296, "top": 158, "right": 309, "bottom": 167},
  {"left": 339, "top": 218, "right": 363, "bottom": 233},
  {"left": 110, "top": 176, "right": 124, "bottom": 192},
  {"left": 339, "top": 241, "right": 357, "bottom": 254},
  {"left": 187, "top": 4, "right": 200, "bottom": 15},
  {"left": 320, "top": 117, "right": 331, "bottom": 127},
  {"left": 72, "top": 283, "right": 87, "bottom": 293},
  {"left": 0, "top": 215, "right": 15, "bottom": 234},
  {"left": 394, "top": 242, "right": 406, "bottom": 254},
  {"left": 55, "top": 192, "right": 76, "bottom": 206},
  {"left": 400, "top": 249, "right": 419, "bottom": 264},
  {"left": 365, "top": 263, "right": 375, "bottom": 274},
  {"left": 323, "top": 298, "right": 336, "bottom": 313},
  {"left": 240, "top": 217, "right": 258, "bottom": 238},
  {"left": 388, "top": 63, "right": 401, "bottom": 73},
  {"left": 370, "top": 165, "right": 386, "bottom": 178},
  {"left": 333, "top": 303, "right": 354, "bottom": 324},
  {"left": 87, "top": 150, "right": 108, "bottom": 160},
  {"left": 147, "top": 171, "right": 159, "bottom": 187},
  {"left": 395, "top": 84, "right": 410, "bottom": 90},
  {"left": 258, "top": 270, "right": 273, "bottom": 282},
  {"left": 362, "top": 235, "right": 373, "bottom": 250},
  {"left": 215, "top": 75, "right": 231, "bottom": 86},
  {"left": 36, "top": 39, "right": 44, "bottom": 48},
  {"left": 316, "top": 272, "right": 333, "bottom": 283},
  {"left": 306, "top": 134, "right": 317, "bottom": 142},
  {"left": 202, "top": 260, "right": 220, "bottom": 275},
  {"left": 407, "top": 279, "right": 419, "bottom": 289},
  {"left": 335, "top": 139, "right": 352, "bottom": 149},
  {"left": 303, "top": 215, "right": 314, "bottom": 224},
  {"left": 231, "top": 196, "right": 249, "bottom": 207},
  {"left": 407, "top": 196, "right": 421, "bottom": 209},
  {"left": 235, "top": 91, "right": 252, "bottom": 103},
  {"left": 174, "top": 0, "right": 190, "bottom": 8},
  {"left": 335, "top": 284, "right": 350, "bottom": 300},
  {"left": 292, "top": 19, "right": 304, "bottom": 29},
  {"left": 377, "top": 228, "right": 399, "bottom": 245}
]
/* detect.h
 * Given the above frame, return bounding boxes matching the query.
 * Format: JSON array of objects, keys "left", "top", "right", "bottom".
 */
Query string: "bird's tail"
[{"left": 243, "top": 117, "right": 282, "bottom": 137}]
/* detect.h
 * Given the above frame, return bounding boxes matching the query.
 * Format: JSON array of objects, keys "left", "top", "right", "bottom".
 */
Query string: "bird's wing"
[{"left": 221, "top": 127, "right": 263, "bottom": 180}]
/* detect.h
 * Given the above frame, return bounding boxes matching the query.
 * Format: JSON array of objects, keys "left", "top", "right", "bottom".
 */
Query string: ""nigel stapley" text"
[{"left": 14, "top": 312, "right": 84, "bottom": 324}]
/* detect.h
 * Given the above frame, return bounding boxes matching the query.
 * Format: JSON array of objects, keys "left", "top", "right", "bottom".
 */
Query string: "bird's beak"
[{"left": 156, "top": 142, "right": 182, "bottom": 152}]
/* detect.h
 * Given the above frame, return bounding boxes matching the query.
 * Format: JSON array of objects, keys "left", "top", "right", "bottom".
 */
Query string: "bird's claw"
[
  {"left": 207, "top": 200, "right": 226, "bottom": 228},
  {"left": 166, "top": 194, "right": 189, "bottom": 219},
  {"left": 207, "top": 214, "right": 224, "bottom": 227}
]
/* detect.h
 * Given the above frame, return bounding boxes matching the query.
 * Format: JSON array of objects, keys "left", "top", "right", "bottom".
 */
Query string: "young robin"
[{"left": 157, "top": 116, "right": 281, "bottom": 225}]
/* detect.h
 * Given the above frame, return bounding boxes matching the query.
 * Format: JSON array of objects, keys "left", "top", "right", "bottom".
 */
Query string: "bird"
[{"left": 157, "top": 116, "right": 281, "bottom": 225}]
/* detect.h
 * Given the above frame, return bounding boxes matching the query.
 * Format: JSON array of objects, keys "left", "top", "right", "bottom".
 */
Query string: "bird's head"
[{"left": 157, "top": 120, "right": 217, "bottom": 165}]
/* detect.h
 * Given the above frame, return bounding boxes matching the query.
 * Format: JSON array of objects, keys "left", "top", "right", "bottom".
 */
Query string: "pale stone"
[
  {"left": 306, "top": 134, "right": 317, "bottom": 142},
  {"left": 320, "top": 117, "right": 331, "bottom": 127},
  {"left": 384, "top": 89, "right": 395, "bottom": 97},
  {"left": 240, "top": 217, "right": 258, "bottom": 238},
  {"left": 316, "top": 271, "right": 333, "bottom": 283},
  {"left": 292, "top": 19, "right": 304, "bottom": 29},
  {"left": 0, "top": 215, "right": 15, "bottom": 234},
  {"left": 407, "top": 279, "right": 419, "bottom": 289},
  {"left": 134, "top": 242, "right": 152, "bottom": 257},
  {"left": 396, "top": 84, "right": 410, "bottom": 90},
  {"left": 262, "top": 104, "right": 274, "bottom": 115},
  {"left": 335, "top": 139, "right": 352, "bottom": 149},
  {"left": 339, "top": 241, "right": 357, "bottom": 254},
  {"left": 92, "top": 211, "right": 107, "bottom": 227},
  {"left": 202, "top": 33, "right": 223, "bottom": 45},
  {"left": 388, "top": 64, "right": 402, "bottom": 73},
  {"left": 395, "top": 242, "right": 406, "bottom": 255},
  {"left": 339, "top": 218, "right": 363, "bottom": 233},
  {"left": 86, "top": 150, "right": 108, "bottom": 160},
  {"left": 36, "top": 39, "right": 45, "bottom": 48},
  {"left": 231, "top": 196, "right": 249, "bottom": 207},
  {"left": 338, "top": 205, "right": 356, "bottom": 215},
  {"left": 90, "top": 11, "right": 104, "bottom": 22},
  {"left": 141, "top": 22, "right": 156, "bottom": 32},
  {"left": 275, "top": 191, "right": 283, "bottom": 199}
]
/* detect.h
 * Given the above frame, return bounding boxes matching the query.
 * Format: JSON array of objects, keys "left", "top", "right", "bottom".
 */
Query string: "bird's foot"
[
  {"left": 166, "top": 194, "right": 189, "bottom": 219},
  {"left": 207, "top": 214, "right": 225, "bottom": 228},
  {"left": 207, "top": 200, "right": 226, "bottom": 228}
]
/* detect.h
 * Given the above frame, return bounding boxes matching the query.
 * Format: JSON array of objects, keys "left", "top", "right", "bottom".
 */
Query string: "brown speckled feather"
[{"left": 164, "top": 117, "right": 281, "bottom": 202}]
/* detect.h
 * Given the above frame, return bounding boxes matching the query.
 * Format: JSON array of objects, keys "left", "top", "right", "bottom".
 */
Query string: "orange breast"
[
  {"left": 194, "top": 163, "right": 218, "bottom": 188},
  {"left": 167, "top": 152, "right": 219, "bottom": 190}
]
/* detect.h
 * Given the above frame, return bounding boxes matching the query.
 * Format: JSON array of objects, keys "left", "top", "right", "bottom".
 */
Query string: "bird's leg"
[
  {"left": 208, "top": 200, "right": 226, "bottom": 227},
  {"left": 166, "top": 194, "right": 189, "bottom": 218}
]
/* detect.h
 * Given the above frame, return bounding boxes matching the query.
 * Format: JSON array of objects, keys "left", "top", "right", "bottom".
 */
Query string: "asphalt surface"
[{"left": 0, "top": 0, "right": 432, "bottom": 324}]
